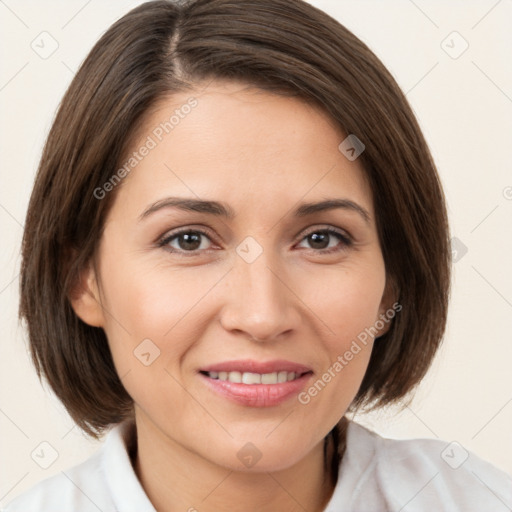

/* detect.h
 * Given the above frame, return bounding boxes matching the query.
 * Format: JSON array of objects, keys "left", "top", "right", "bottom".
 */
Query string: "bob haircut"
[{"left": 19, "top": 0, "right": 450, "bottom": 439}]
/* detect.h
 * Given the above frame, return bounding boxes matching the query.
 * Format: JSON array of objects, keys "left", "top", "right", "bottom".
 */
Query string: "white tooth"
[
  {"left": 242, "top": 372, "right": 262, "bottom": 384},
  {"left": 212, "top": 370, "right": 298, "bottom": 384},
  {"left": 261, "top": 372, "right": 278, "bottom": 384},
  {"left": 228, "top": 371, "right": 242, "bottom": 383},
  {"left": 277, "top": 371, "right": 288, "bottom": 383}
]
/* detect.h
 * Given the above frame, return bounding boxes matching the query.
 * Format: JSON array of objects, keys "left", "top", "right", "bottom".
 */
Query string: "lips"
[{"left": 198, "top": 359, "right": 313, "bottom": 407}]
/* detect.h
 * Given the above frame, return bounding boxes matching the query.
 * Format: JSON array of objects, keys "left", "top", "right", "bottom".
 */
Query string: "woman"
[{"left": 5, "top": 0, "right": 511, "bottom": 511}]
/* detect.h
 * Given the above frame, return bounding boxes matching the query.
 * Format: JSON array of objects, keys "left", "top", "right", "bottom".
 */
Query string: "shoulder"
[
  {"left": 1, "top": 420, "right": 155, "bottom": 512},
  {"left": 327, "top": 420, "right": 512, "bottom": 512}
]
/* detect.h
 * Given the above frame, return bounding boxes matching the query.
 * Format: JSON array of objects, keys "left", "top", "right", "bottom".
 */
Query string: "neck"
[{"left": 131, "top": 415, "right": 344, "bottom": 512}]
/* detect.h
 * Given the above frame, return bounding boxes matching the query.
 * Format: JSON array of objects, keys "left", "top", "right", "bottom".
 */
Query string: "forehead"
[{"left": 111, "top": 80, "right": 374, "bottom": 220}]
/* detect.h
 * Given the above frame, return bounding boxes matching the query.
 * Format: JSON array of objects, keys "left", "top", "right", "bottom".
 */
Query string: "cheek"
[
  {"left": 99, "top": 247, "right": 214, "bottom": 337},
  {"left": 96, "top": 250, "right": 234, "bottom": 405},
  {"left": 302, "top": 262, "right": 386, "bottom": 344},
  {"left": 295, "top": 267, "right": 384, "bottom": 429},
  {"left": 96, "top": 267, "right": 200, "bottom": 414},
  {"left": 298, "top": 262, "right": 385, "bottom": 401}
]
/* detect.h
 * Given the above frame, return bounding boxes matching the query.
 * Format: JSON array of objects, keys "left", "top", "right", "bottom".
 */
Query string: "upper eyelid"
[
  {"left": 305, "top": 224, "right": 351, "bottom": 237},
  {"left": 159, "top": 225, "right": 217, "bottom": 243}
]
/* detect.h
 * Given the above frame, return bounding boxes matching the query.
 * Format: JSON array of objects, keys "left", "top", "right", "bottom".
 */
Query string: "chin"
[{"left": 202, "top": 436, "right": 314, "bottom": 474}]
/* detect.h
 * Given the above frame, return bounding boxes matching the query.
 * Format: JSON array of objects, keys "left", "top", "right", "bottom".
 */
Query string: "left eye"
[{"left": 297, "top": 228, "right": 352, "bottom": 253}]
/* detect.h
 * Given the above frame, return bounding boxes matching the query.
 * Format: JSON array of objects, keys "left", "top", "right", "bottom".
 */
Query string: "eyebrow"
[{"left": 138, "top": 196, "right": 370, "bottom": 224}]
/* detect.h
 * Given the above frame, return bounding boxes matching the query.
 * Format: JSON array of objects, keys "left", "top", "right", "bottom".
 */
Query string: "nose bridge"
[{"left": 220, "top": 244, "right": 299, "bottom": 341}]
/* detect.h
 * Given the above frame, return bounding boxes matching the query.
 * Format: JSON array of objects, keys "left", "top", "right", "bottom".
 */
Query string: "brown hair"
[{"left": 19, "top": 0, "right": 450, "bottom": 444}]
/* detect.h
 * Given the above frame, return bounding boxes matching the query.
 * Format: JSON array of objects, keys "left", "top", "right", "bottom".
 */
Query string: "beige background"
[{"left": 1, "top": 0, "right": 511, "bottom": 504}]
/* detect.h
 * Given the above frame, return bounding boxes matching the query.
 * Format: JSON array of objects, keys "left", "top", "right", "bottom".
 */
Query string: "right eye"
[{"left": 158, "top": 228, "right": 217, "bottom": 256}]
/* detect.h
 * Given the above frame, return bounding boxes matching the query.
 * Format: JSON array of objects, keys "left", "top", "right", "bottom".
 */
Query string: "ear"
[
  {"left": 68, "top": 258, "right": 105, "bottom": 328},
  {"left": 375, "top": 275, "right": 400, "bottom": 338}
]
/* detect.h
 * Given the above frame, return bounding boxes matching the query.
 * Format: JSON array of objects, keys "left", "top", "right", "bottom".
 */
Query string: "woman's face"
[{"left": 75, "top": 80, "right": 392, "bottom": 472}]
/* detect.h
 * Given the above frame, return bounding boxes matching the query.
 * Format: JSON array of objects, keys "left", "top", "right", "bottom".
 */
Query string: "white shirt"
[{"left": 3, "top": 419, "right": 511, "bottom": 511}]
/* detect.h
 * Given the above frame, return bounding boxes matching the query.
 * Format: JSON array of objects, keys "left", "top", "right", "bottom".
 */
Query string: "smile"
[{"left": 198, "top": 360, "right": 313, "bottom": 407}]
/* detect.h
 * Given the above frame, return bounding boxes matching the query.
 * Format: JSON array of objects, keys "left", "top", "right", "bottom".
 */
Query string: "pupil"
[
  {"left": 309, "top": 232, "right": 328, "bottom": 249},
  {"left": 179, "top": 232, "right": 201, "bottom": 250}
]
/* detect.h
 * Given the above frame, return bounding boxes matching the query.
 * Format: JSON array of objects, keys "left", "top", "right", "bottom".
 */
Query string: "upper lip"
[{"left": 200, "top": 359, "right": 313, "bottom": 375}]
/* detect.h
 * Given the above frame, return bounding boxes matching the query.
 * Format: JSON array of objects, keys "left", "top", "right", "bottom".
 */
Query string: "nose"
[{"left": 219, "top": 251, "right": 302, "bottom": 343}]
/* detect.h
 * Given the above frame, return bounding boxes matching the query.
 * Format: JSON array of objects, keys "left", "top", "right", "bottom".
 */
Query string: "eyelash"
[{"left": 157, "top": 226, "right": 353, "bottom": 257}]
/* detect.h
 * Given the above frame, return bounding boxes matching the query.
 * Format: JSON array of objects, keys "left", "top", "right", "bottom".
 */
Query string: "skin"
[{"left": 71, "top": 80, "right": 394, "bottom": 512}]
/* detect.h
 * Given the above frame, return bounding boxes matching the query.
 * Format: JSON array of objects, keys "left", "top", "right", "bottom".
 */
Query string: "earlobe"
[{"left": 68, "top": 260, "right": 105, "bottom": 328}]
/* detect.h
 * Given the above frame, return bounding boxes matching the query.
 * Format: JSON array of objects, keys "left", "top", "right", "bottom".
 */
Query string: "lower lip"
[{"left": 199, "top": 372, "right": 313, "bottom": 407}]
